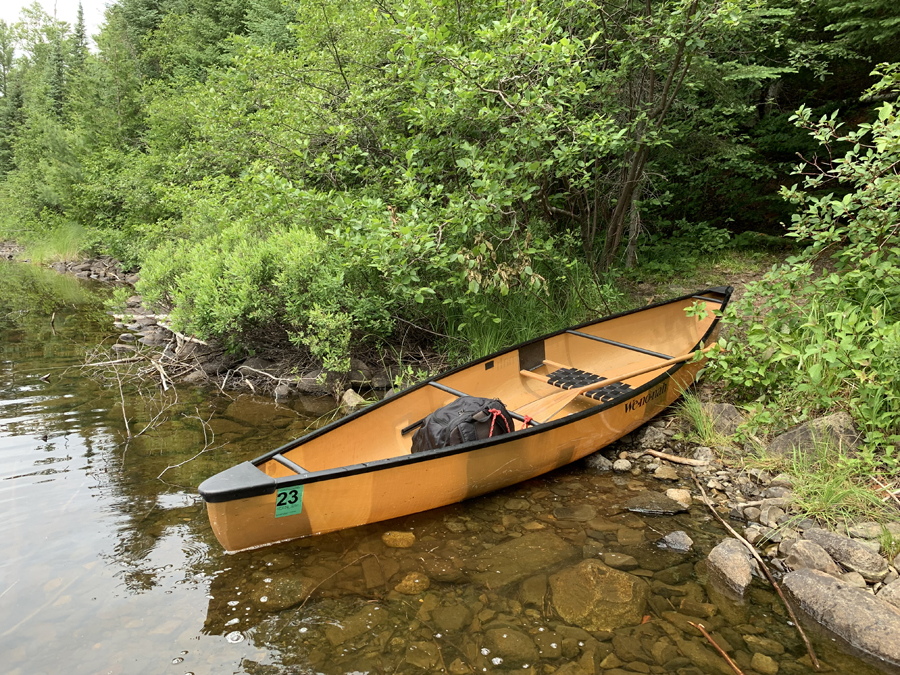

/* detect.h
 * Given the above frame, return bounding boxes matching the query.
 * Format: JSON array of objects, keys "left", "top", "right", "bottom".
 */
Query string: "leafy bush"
[
  {"left": 711, "top": 65, "right": 900, "bottom": 467},
  {"left": 635, "top": 220, "right": 733, "bottom": 276}
]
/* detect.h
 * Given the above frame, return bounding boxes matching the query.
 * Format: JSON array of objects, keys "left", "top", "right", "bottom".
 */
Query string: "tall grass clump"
[
  {"left": 784, "top": 436, "right": 894, "bottom": 530},
  {"left": 674, "top": 390, "right": 735, "bottom": 450}
]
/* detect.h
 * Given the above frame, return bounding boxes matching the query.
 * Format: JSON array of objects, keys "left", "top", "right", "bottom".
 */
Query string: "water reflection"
[{"left": 0, "top": 261, "right": 895, "bottom": 675}]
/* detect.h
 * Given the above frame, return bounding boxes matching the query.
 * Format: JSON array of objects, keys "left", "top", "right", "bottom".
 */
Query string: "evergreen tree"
[
  {"left": 0, "top": 78, "right": 25, "bottom": 176},
  {"left": 0, "top": 20, "right": 14, "bottom": 97},
  {"left": 72, "top": 3, "right": 88, "bottom": 68},
  {"left": 48, "top": 34, "right": 65, "bottom": 116}
]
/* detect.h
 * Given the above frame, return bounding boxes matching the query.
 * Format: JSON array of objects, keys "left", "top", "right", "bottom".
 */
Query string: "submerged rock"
[
  {"left": 468, "top": 531, "right": 577, "bottom": 589},
  {"left": 666, "top": 488, "right": 693, "bottom": 508},
  {"left": 406, "top": 642, "right": 439, "bottom": 669},
  {"left": 707, "top": 538, "right": 755, "bottom": 598},
  {"left": 784, "top": 568, "right": 900, "bottom": 668},
  {"left": 394, "top": 572, "right": 430, "bottom": 594},
  {"left": 324, "top": 605, "right": 389, "bottom": 646},
  {"left": 660, "top": 531, "right": 694, "bottom": 552},
  {"left": 549, "top": 559, "right": 650, "bottom": 631},
  {"left": 624, "top": 491, "right": 689, "bottom": 515},
  {"left": 803, "top": 528, "right": 889, "bottom": 582},
  {"left": 382, "top": 531, "right": 416, "bottom": 548},
  {"left": 432, "top": 604, "right": 472, "bottom": 632},
  {"left": 553, "top": 504, "right": 596, "bottom": 522},
  {"left": 254, "top": 575, "right": 316, "bottom": 612},
  {"left": 484, "top": 628, "right": 539, "bottom": 666}
]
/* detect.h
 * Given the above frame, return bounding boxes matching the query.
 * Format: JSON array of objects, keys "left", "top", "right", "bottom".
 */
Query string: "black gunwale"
[{"left": 199, "top": 286, "right": 732, "bottom": 503}]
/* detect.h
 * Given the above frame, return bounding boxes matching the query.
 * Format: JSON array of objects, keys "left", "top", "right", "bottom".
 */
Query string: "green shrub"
[{"left": 710, "top": 65, "right": 900, "bottom": 468}]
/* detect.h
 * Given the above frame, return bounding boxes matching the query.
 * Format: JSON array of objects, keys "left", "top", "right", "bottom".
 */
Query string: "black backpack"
[{"left": 410, "top": 396, "right": 515, "bottom": 454}]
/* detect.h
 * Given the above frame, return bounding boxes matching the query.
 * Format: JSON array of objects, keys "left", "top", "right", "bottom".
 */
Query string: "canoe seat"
[{"left": 546, "top": 368, "right": 634, "bottom": 403}]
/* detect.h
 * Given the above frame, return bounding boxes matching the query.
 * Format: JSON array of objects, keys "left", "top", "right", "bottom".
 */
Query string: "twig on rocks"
[
  {"left": 157, "top": 321, "right": 208, "bottom": 346},
  {"left": 642, "top": 449, "right": 709, "bottom": 466},
  {"left": 871, "top": 476, "right": 900, "bottom": 509},
  {"left": 688, "top": 621, "right": 745, "bottom": 675},
  {"left": 692, "top": 475, "right": 821, "bottom": 671}
]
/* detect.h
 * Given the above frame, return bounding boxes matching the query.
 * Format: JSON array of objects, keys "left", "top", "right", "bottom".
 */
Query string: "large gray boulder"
[
  {"left": 549, "top": 559, "right": 650, "bottom": 631},
  {"left": 707, "top": 538, "right": 755, "bottom": 598},
  {"left": 702, "top": 402, "right": 744, "bottom": 436},
  {"left": 878, "top": 578, "right": 900, "bottom": 611},
  {"left": 803, "top": 528, "right": 889, "bottom": 582},
  {"left": 784, "top": 568, "right": 900, "bottom": 668},
  {"left": 765, "top": 412, "right": 860, "bottom": 457}
]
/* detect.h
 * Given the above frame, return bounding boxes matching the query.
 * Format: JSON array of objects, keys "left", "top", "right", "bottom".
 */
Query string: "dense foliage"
[
  {"left": 0, "top": 1, "right": 898, "bottom": 455},
  {"left": 712, "top": 66, "right": 900, "bottom": 460}
]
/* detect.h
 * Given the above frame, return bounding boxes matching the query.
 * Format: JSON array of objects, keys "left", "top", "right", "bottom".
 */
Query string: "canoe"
[{"left": 199, "top": 286, "right": 733, "bottom": 552}]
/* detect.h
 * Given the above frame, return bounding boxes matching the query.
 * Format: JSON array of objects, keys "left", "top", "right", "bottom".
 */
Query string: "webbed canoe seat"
[{"left": 543, "top": 367, "right": 634, "bottom": 403}]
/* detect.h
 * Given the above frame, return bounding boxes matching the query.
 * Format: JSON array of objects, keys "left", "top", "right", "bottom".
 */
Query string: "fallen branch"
[
  {"left": 81, "top": 356, "right": 146, "bottom": 368},
  {"left": 642, "top": 449, "right": 709, "bottom": 466},
  {"left": 692, "top": 476, "right": 820, "bottom": 671},
  {"left": 157, "top": 411, "right": 219, "bottom": 479},
  {"left": 237, "top": 364, "right": 284, "bottom": 381},
  {"left": 152, "top": 360, "right": 170, "bottom": 392},
  {"left": 688, "top": 621, "right": 745, "bottom": 675},
  {"left": 161, "top": 323, "right": 209, "bottom": 346},
  {"left": 115, "top": 370, "right": 131, "bottom": 439}
]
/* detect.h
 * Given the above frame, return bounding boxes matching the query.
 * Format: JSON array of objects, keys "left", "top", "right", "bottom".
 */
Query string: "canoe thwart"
[
  {"left": 691, "top": 294, "right": 726, "bottom": 303},
  {"left": 565, "top": 330, "right": 672, "bottom": 360},
  {"left": 274, "top": 454, "right": 308, "bottom": 475},
  {"left": 198, "top": 461, "right": 275, "bottom": 504}
]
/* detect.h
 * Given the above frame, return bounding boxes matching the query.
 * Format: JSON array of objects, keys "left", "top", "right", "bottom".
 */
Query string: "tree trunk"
[{"left": 624, "top": 178, "right": 645, "bottom": 268}]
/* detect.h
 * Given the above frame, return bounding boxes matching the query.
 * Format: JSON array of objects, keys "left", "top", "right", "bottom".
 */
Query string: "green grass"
[
  {"left": 445, "top": 264, "right": 630, "bottom": 364},
  {"left": 21, "top": 222, "right": 89, "bottom": 264},
  {"left": 673, "top": 390, "right": 736, "bottom": 452},
  {"left": 776, "top": 437, "right": 894, "bottom": 530}
]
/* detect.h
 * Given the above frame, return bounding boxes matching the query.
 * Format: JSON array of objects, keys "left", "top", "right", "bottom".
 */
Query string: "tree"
[
  {"left": 0, "top": 20, "right": 14, "bottom": 97},
  {"left": 71, "top": 3, "right": 88, "bottom": 68}
]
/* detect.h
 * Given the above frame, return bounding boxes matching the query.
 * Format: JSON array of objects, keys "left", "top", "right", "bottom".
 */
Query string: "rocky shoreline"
[
  {"left": 40, "top": 255, "right": 410, "bottom": 410},
  {"left": 598, "top": 410, "right": 900, "bottom": 671}
]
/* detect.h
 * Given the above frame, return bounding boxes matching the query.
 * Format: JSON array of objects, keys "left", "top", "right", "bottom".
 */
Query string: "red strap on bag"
[{"left": 487, "top": 408, "right": 511, "bottom": 437}]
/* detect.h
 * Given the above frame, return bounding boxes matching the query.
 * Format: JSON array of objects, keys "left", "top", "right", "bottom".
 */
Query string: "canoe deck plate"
[{"left": 546, "top": 368, "right": 634, "bottom": 402}]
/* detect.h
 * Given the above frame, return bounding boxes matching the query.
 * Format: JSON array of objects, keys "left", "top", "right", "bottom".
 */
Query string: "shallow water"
[{"left": 0, "top": 261, "right": 892, "bottom": 675}]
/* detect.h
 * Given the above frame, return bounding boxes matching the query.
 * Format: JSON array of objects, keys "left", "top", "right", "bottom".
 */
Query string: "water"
[{"left": 0, "top": 261, "right": 892, "bottom": 675}]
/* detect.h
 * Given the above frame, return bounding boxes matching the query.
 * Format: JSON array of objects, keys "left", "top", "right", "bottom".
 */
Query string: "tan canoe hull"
[
  {"left": 200, "top": 287, "right": 731, "bottom": 552},
  {"left": 207, "top": 363, "right": 701, "bottom": 552}
]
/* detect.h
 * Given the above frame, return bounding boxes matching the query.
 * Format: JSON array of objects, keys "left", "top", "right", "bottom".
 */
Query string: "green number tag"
[{"left": 275, "top": 486, "right": 304, "bottom": 518}]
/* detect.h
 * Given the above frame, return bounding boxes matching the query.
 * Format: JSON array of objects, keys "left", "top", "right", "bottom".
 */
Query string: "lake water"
[{"left": 0, "top": 261, "right": 890, "bottom": 675}]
